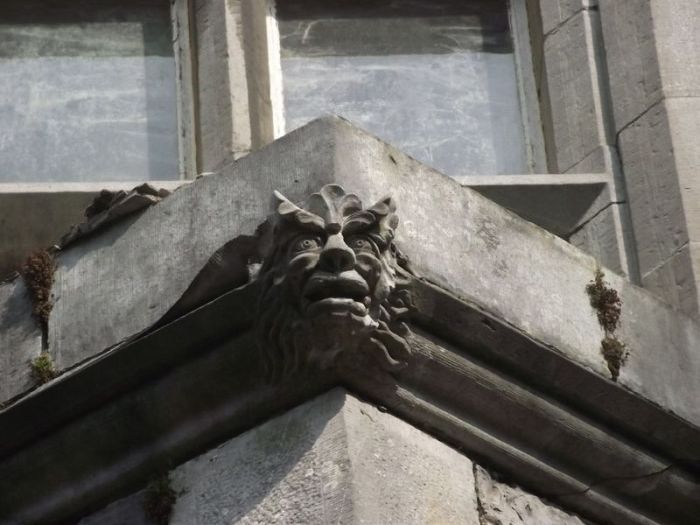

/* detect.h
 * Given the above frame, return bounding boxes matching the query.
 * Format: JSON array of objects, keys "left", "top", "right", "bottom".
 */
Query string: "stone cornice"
[{"left": 1, "top": 276, "right": 698, "bottom": 524}]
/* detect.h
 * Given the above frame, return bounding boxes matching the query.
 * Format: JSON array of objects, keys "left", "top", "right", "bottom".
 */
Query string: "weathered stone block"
[
  {"left": 539, "top": 0, "right": 590, "bottom": 36},
  {"left": 475, "top": 466, "right": 586, "bottom": 525},
  {"left": 617, "top": 100, "right": 688, "bottom": 277},
  {"left": 194, "top": 0, "right": 252, "bottom": 170},
  {"left": 665, "top": 97, "right": 700, "bottom": 244},
  {"left": 543, "top": 12, "right": 601, "bottom": 172},
  {"left": 563, "top": 144, "right": 607, "bottom": 174},
  {"left": 641, "top": 245, "right": 698, "bottom": 319},
  {"left": 598, "top": 0, "right": 663, "bottom": 132},
  {"left": 651, "top": 0, "right": 700, "bottom": 99},
  {"left": 0, "top": 279, "right": 42, "bottom": 405},
  {"left": 79, "top": 390, "right": 482, "bottom": 524},
  {"left": 569, "top": 203, "right": 625, "bottom": 275}
]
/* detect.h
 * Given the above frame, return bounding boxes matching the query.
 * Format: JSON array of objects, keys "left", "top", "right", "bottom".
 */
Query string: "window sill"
[
  {"left": 455, "top": 173, "right": 611, "bottom": 238},
  {"left": 0, "top": 181, "right": 189, "bottom": 278}
]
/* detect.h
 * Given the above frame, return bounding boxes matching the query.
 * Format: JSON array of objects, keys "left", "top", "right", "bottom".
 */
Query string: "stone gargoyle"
[
  {"left": 158, "top": 184, "right": 414, "bottom": 381},
  {"left": 255, "top": 185, "right": 413, "bottom": 380}
]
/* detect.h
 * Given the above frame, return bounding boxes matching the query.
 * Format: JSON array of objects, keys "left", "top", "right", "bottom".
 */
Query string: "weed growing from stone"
[
  {"left": 143, "top": 473, "right": 178, "bottom": 525},
  {"left": 30, "top": 352, "right": 57, "bottom": 385}
]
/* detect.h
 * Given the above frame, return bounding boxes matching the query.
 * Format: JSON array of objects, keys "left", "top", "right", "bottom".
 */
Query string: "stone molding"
[{"left": 1, "top": 269, "right": 699, "bottom": 524}]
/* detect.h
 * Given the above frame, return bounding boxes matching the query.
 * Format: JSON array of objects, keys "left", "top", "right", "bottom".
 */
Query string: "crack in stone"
[
  {"left": 614, "top": 96, "right": 665, "bottom": 146},
  {"left": 544, "top": 8, "right": 586, "bottom": 39},
  {"left": 566, "top": 200, "right": 626, "bottom": 238},
  {"left": 641, "top": 241, "right": 690, "bottom": 280},
  {"left": 550, "top": 464, "right": 673, "bottom": 499},
  {"left": 473, "top": 463, "right": 488, "bottom": 525}
]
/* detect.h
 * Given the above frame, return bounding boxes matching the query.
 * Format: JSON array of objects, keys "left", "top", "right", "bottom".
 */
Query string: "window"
[
  {"left": 0, "top": 0, "right": 194, "bottom": 182},
  {"left": 273, "top": 0, "right": 545, "bottom": 176}
]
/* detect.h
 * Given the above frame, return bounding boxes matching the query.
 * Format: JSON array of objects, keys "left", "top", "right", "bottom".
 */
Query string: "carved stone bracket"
[{"left": 255, "top": 184, "right": 413, "bottom": 380}]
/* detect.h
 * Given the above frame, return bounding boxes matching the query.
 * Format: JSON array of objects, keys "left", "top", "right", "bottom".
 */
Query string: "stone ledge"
[{"left": 1, "top": 275, "right": 698, "bottom": 524}]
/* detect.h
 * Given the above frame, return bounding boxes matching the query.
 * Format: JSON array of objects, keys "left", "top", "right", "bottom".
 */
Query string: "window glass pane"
[
  {"left": 0, "top": 0, "right": 178, "bottom": 182},
  {"left": 278, "top": 0, "right": 528, "bottom": 176}
]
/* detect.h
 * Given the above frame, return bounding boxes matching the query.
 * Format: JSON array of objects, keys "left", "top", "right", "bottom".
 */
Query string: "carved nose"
[{"left": 320, "top": 234, "right": 356, "bottom": 272}]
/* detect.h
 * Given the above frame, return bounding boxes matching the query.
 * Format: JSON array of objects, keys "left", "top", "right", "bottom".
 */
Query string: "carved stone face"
[
  {"left": 256, "top": 185, "right": 411, "bottom": 379},
  {"left": 273, "top": 200, "right": 396, "bottom": 327}
]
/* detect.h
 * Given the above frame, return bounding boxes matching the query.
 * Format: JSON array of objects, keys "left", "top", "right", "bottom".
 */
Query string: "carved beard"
[{"left": 255, "top": 247, "right": 412, "bottom": 382}]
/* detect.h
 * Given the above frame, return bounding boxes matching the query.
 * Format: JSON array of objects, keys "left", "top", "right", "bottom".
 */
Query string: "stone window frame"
[
  {"left": 263, "top": 0, "right": 548, "bottom": 175},
  {"left": 0, "top": 0, "right": 197, "bottom": 277},
  {"left": 0, "top": 0, "right": 198, "bottom": 183},
  {"left": 0, "top": 0, "right": 638, "bottom": 283}
]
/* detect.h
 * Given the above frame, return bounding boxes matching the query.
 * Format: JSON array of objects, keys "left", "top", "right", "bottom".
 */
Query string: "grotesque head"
[{"left": 255, "top": 184, "right": 412, "bottom": 380}]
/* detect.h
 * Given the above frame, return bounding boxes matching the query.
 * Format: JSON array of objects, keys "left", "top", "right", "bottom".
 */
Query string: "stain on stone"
[
  {"left": 143, "top": 473, "right": 178, "bottom": 525},
  {"left": 476, "top": 219, "right": 500, "bottom": 252},
  {"left": 586, "top": 268, "right": 627, "bottom": 381}
]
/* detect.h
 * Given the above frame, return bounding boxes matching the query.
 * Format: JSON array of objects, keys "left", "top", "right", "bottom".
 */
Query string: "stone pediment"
[{"left": 1, "top": 118, "right": 699, "bottom": 524}]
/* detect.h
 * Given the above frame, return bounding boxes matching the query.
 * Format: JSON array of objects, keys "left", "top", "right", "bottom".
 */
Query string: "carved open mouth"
[{"left": 303, "top": 271, "right": 370, "bottom": 316}]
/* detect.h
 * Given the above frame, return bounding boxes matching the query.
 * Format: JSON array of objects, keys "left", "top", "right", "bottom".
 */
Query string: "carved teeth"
[{"left": 306, "top": 297, "right": 368, "bottom": 317}]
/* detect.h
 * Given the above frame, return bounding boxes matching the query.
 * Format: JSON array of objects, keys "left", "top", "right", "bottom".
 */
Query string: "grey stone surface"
[
  {"left": 43, "top": 117, "right": 700, "bottom": 426},
  {"left": 194, "top": 0, "right": 252, "bottom": 170},
  {"left": 665, "top": 97, "right": 700, "bottom": 248},
  {"left": 539, "top": 0, "right": 590, "bottom": 37},
  {"left": 543, "top": 11, "right": 601, "bottom": 172},
  {"left": 650, "top": 0, "right": 700, "bottom": 99},
  {"left": 616, "top": 275, "right": 700, "bottom": 419},
  {"left": 641, "top": 244, "right": 698, "bottom": 319},
  {"left": 563, "top": 145, "right": 607, "bottom": 174},
  {"left": 0, "top": 279, "right": 42, "bottom": 405},
  {"left": 617, "top": 99, "right": 696, "bottom": 312},
  {"left": 79, "top": 389, "right": 482, "bottom": 524},
  {"left": 598, "top": 0, "right": 663, "bottom": 133},
  {"left": 569, "top": 203, "right": 625, "bottom": 275},
  {"left": 474, "top": 466, "right": 586, "bottom": 525}
]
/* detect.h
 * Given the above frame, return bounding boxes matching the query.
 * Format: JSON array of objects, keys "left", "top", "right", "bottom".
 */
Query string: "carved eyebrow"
[
  {"left": 286, "top": 211, "right": 325, "bottom": 234},
  {"left": 342, "top": 210, "right": 379, "bottom": 235},
  {"left": 275, "top": 190, "right": 326, "bottom": 233}
]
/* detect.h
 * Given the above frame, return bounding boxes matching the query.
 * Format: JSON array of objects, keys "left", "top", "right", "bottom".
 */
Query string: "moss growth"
[
  {"left": 586, "top": 269, "right": 622, "bottom": 333},
  {"left": 143, "top": 473, "right": 178, "bottom": 525},
  {"left": 586, "top": 268, "right": 628, "bottom": 381},
  {"left": 601, "top": 336, "right": 628, "bottom": 381},
  {"left": 21, "top": 250, "right": 55, "bottom": 329},
  {"left": 30, "top": 352, "right": 57, "bottom": 385}
]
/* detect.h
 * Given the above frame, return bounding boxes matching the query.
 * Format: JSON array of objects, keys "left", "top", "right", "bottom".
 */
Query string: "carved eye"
[
  {"left": 347, "top": 235, "right": 376, "bottom": 254},
  {"left": 291, "top": 235, "right": 322, "bottom": 253}
]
